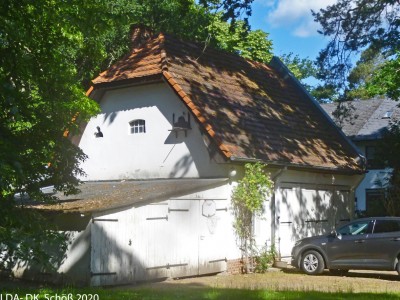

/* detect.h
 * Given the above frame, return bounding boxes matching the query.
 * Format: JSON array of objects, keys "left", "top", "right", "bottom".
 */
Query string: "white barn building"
[{"left": 18, "top": 27, "right": 365, "bottom": 286}]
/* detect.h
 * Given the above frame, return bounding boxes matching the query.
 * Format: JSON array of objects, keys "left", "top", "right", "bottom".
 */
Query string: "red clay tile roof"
[{"left": 91, "top": 33, "right": 364, "bottom": 173}]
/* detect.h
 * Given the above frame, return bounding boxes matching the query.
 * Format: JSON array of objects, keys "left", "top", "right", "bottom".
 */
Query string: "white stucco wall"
[{"left": 79, "top": 83, "right": 230, "bottom": 181}]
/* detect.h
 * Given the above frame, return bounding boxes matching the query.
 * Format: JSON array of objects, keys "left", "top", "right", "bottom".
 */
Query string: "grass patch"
[{"left": 1, "top": 286, "right": 400, "bottom": 300}]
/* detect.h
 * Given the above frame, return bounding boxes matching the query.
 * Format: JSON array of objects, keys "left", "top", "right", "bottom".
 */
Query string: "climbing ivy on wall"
[{"left": 231, "top": 162, "right": 274, "bottom": 273}]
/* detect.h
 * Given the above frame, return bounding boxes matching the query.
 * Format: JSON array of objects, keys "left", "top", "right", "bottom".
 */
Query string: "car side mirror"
[{"left": 331, "top": 230, "right": 342, "bottom": 240}]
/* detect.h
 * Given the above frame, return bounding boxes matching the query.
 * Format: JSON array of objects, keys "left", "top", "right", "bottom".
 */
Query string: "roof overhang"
[
  {"left": 28, "top": 178, "right": 228, "bottom": 214},
  {"left": 88, "top": 74, "right": 164, "bottom": 102},
  {"left": 230, "top": 156, "right": 366, "bottom": 175}
]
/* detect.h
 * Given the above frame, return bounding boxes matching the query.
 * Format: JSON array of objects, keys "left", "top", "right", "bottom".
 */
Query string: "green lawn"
[{"left": 1, "top": 287, "right": 400, "bottom": 300}]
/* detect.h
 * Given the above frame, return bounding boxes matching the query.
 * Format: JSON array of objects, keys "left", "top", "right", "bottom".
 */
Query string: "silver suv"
[{"left": 291, "top": 217, "right": 400, "bottom": 275}]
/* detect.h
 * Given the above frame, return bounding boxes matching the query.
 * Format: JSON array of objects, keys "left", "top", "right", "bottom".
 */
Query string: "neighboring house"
[
  {"left": 16, "top": 26, "right": 364, "bottom": 286},
  {"left": 321, "top": 98, "right": 400, "bottom": 216}
]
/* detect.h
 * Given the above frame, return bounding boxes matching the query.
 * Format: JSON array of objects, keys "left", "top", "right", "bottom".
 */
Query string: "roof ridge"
[
  {"left": 158, "top": 33, "right": 168, "bottom": 72},
  {"left": 160, "top": 32, "right": 270, "bottom": 68}
]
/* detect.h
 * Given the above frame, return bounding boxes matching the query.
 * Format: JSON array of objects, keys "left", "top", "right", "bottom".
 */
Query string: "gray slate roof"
[{"left": 321, "top": 98, "right": 400, "bottom": 141}]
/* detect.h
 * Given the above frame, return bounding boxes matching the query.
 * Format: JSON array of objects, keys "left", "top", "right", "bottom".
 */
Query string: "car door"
[
  {"left": 326, "top": 219, "right": 374, "bottom": 268},
  {"left": 361, "top": 219, "right": 400, "bottom": 269}
]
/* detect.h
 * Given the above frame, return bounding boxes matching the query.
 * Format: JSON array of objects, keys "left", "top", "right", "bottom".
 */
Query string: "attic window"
[
  {"left": 382, "top": 111, "right": 393, "bottom": 119},
  {"left": 130, "top": 119, "right": 146, "bottom": 134}
]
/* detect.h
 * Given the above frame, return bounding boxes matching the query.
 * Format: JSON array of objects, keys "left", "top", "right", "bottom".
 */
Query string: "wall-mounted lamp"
[
  {"left": 229, "top": 168, "right": 237, "bottom": 178},
  {"left": 169, "top": 112, "right": 191, "bottom": 137},
  {"left": 94, "top": 126, "right": 103, "bottom": 138}
]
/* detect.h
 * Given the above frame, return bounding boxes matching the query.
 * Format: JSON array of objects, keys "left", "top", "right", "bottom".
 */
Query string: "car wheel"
[
  {"left": 301, "top": 250, "right": 325, "bottom": 275},
  {"left": 329, "top": 269, "right": 349, "bottom": 276}
]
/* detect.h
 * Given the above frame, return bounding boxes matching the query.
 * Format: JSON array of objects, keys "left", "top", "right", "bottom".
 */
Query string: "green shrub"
[{"left": 254, "top": 245, "right": 276, "bottom": 273}]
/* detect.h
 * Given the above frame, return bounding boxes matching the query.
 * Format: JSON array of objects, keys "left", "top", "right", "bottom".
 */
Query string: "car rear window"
[{"left": 373, "top": 220, "right": 400, "bottom": 233}]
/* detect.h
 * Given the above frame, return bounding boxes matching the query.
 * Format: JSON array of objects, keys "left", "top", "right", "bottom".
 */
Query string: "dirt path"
[{"left": 135, "top": 268, "right": 400, "bottom": 293}]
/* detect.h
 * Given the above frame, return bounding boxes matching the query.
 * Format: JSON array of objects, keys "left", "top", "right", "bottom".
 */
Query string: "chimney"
[{"left": 129, "top": 24, "right": 153, "bottom": 50}]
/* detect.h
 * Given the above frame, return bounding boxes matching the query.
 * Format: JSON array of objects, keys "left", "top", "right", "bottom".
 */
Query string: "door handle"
[
  {"left": 391, "top": 238, "right": 400, "bottom": 241},
  {"left": 355, "top": 239, "right": 365, "bottom": 243}
]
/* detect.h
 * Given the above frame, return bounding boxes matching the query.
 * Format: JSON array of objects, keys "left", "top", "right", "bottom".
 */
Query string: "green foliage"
[
  {"left": 313, "top": 0, "right": 400, "bottom": 101},
  {"left": 346, "top": 47, "right": 386, "bottom": 100},
  {"left": 367, "top": 53, "right": 400, "bottom": 100},
  {"left": 237, "top": 29, "right": 273, "bottom": 63},
  {"left": 254, "top": 245, "right": 276, "bottom": 273},
  {"left": 280, "top": 53, "right": 316, "bottom": 81},
  {"left": 1, "top": 0, "right": 112, "bottom": 199},
  {"left": 0, "top": 0, "right": 274, "bottom": 273},
  {"left": 311, "top": 84, "right": 338, "bottom": 103},
  {"left": 280, "top": 53, "right": 318, "bottom": 96},
  {"left": 232, "top": 163, "right": 273, "bottom": 237},
  {"left": 209, "top": 17, "right": 273, "bottom": 63},
  {"left": 0, "top": 203, "right": 69, "bottom": 272},
  {"left": 231, "top": 162, "right": 273, "bottom": 272},
  {"left": 199, "top": 0, "right": 254, "bottom": 29},
  {"left": 0, "top": 0, "right": 125, "bottom": 269},
  {"left": 2, "top": 282, "right": 400, "bottom": 299}
]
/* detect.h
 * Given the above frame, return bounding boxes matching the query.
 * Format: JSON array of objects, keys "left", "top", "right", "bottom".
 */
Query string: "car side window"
[
  {"left": 373, "top": 220, "right": 400, "bottom": 234},
  {"left": 337, "top": 221, "right": 372, "bottom": 236}
]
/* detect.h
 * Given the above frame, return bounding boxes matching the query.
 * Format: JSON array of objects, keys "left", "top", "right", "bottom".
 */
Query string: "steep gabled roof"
[
  {"left": 321, "top": 98, "right": 400, "bottom": 141},
  {"left": 90, "top": 31, "right": 363, "bottom": 174}
]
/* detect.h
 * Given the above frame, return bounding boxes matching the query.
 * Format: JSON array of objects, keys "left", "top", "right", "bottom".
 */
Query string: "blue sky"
[{"left": 249, "top": 0, "right": 337, "bottom": 61}]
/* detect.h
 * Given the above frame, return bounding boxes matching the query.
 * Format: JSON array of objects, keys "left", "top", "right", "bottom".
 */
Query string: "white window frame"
[{"left": 129, "top": 119, "right": 146, "bottom": 134}]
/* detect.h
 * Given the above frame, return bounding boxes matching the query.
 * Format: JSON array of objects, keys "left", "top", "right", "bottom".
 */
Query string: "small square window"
[
  {"left": 129, "top": 119, "right": 146, "bottom": 134},
  {"left": 382, "top": 111, "right": 393, "bottom": 119}
]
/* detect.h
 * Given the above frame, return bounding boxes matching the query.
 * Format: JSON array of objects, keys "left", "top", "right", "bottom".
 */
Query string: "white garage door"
[
  {"left": 276, "top": 186, "right": 351, "bottom": 260},
  {"left": 90, "top": 198, "right": 229, "bottom": 285}
]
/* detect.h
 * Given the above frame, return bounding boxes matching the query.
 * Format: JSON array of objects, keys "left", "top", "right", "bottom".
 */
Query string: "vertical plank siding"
[
  {"left": 90, "top": 185, "right": 231, "bottom": 286},
  {"left": 276, "top": 185, "right": 352, "bottom": 259}
]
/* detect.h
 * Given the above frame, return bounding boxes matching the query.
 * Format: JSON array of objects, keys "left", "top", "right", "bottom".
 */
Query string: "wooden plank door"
[{"left": 198, "top": 199, "right": 229, "bottom": 274}]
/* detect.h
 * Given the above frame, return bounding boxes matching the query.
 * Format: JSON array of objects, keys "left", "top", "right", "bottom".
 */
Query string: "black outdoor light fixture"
[
  {"left": 94, "top": 126, "right": 103, "bottom": 138},
  {"left": 169, "top": 112, "right": 191, "bottom": 137}
]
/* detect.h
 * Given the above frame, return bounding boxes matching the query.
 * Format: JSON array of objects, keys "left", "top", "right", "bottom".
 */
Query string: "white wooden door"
[
  {"left": 198, "top": 200, "right": 229, "bottom": 274},
  {"left": 91, "top": 197, "right": 230, "bottom": 284},
  {"left": 91, "top": 210, "right": 135, "bottom": 286},
  {"left": 276, "top": 187, "right": 301, "bottom": 259},
  {"left": 166, "top": 199, "right": 199, "bottom": 278},
  {"left": 132, "top": 202, "right": 170, "bottom": 280},
  {"left": 277, "top": 187, "right": 351, "bottom": 260}
]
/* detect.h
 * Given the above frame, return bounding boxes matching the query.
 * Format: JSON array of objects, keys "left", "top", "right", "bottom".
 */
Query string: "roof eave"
[
  {"left": 86, "top": 74, "right": 164, "bottom": 102},
  {"left": 229, "top": 156, "right": 365, "bottom": 175}
]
